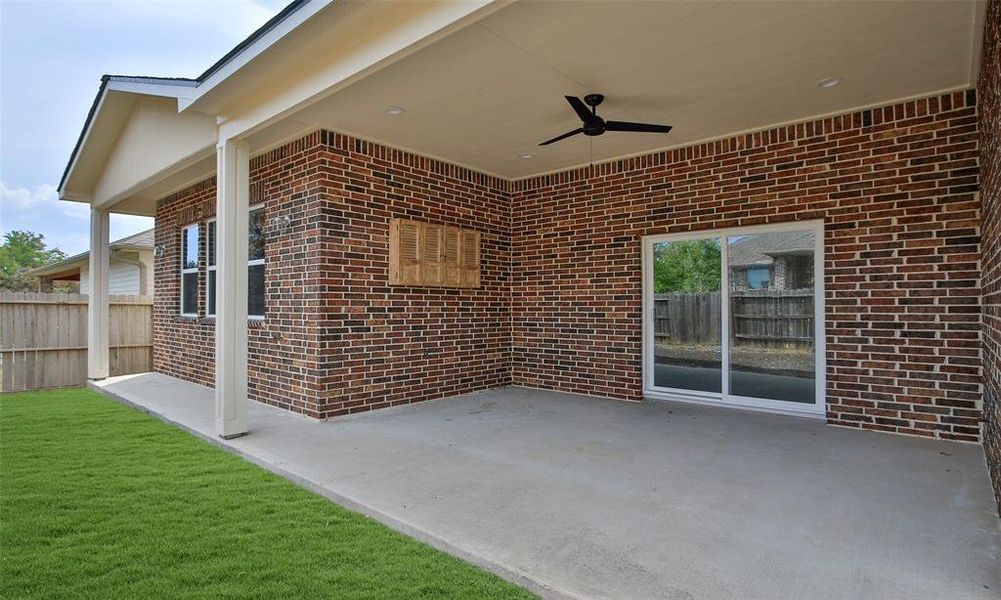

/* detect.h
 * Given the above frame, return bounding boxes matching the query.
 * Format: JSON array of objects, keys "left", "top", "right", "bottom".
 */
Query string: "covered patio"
[{"left": 92, "top": 373, "right": 1000, "bottom": 600}]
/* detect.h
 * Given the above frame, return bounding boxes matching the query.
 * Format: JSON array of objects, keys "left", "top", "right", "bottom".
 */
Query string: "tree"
[
  {"left": 0, "top": 231, "right": 67, "bottom": 291},
  {"left": 653, "top": 238, "right": 721, "bottom": 293}
]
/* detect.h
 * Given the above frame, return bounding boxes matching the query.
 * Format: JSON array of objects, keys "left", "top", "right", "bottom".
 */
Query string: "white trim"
[
  {"left": 58, "top": 88, "right": 109, "bottom": 199},
  {"left": 105, "top": 79, "right": 198, "bottom": 100},
  {"left": 720, "top": 235, "right": 730, "bottom": 399},
  {"left": 641, "top": 219, "right": 826, "bottom": 418},
  {"left": 180, "top": 223, "right": 200, "bottom": 317},
  {"left": 646, "top": 390, "right": 826, "bottom": 420}
]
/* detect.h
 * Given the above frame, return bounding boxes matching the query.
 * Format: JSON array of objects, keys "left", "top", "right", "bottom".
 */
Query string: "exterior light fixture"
[
  {"left": 817, "top": 78, "right": 841, "bottom": 90},
  {"left": 518, "top": 153, "right": 533, "bottom": 160},
  {"left": 384, "top": 105, "right": 405, "bottom": 116}
]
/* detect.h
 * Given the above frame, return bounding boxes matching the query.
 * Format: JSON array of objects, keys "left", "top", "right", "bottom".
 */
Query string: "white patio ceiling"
[{"left": 275, "top": 0, "right": 984, "bottom": 179}]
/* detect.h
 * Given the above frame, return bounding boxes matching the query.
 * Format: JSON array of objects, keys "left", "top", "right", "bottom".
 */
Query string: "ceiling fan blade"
[
  {"left": 539, "top": 128, "right": 584, "bottom": 146},
  {"left": 565, "top": 96, "right": 594, "bottom": 122},
  {"left": 605, "top": 121, "right": 673, "bottom": 133}
]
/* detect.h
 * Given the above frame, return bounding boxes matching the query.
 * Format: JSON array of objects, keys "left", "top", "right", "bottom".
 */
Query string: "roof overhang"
[
  {"left": 59, "top": 0, "right": 990, "bottom": 215},
  {"left": 58, "top": 76, "right": 212, "bottom": 211}
]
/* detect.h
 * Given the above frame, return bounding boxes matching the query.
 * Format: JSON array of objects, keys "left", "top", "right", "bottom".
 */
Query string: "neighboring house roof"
[
  {"left": 28, "top": 228, "right": 155, "bottom": 278},
  {"left": 728, "top": 231, "right": 815, "bottom": 267}
]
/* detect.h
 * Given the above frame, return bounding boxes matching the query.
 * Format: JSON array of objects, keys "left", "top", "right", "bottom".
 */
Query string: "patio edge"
[{"left": 87, "top": 380, "right": 577, "bottom": 600}]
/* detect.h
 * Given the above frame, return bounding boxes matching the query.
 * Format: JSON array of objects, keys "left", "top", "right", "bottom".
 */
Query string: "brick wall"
[
  {"left": 154, "top": 133, "right": 331, "bottom": 417},
  {"left": 155, "top": 90, "right": 983, "bottom": 442},
  {"left": 312, "top": 132, "right": 511, "bottom": 417},
  {"left": 511, "top": 90, "right": 981, "bottom": 441},
  {"left": 979, "top": 0, "right": 1001, "bottom": 510},
  {"left": 154, "top": 132, "right": 512, "bottom": 419}
]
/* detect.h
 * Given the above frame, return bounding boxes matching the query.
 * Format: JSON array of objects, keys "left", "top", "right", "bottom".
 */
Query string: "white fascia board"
[
  {"left": 57, "top": 87, "right": 110, "bottom": 200},
  {"left": 59, "top": 81, "right": 200, "bottom": 202},
  {"left": 178, "top": 0, "right": 335, "bottom": 113},
  {"left": 105, "top": 79, "right": 198, "bottom": 101}
]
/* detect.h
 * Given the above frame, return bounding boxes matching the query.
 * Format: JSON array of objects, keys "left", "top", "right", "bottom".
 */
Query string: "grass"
[{"left": 1, "top": 388, "right": 536, "bottom": 599}]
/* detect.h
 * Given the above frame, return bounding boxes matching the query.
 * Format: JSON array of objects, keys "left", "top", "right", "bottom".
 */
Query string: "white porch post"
[
  {"left": 87, "top": 207, "right": 110, "bottom": 380},
  {"left": 215, "top": 139, "right": 250, "bottom": 439}
]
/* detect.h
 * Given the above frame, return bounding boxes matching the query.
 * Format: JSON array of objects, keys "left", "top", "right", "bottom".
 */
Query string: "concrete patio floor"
[{"left": 92, "top": 373, "right": 1000, "bottom": 600}]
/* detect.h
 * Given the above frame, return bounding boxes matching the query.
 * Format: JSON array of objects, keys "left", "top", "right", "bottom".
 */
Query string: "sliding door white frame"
[{"left": 641, "top": 219, "right": 826, "bottom": 419}]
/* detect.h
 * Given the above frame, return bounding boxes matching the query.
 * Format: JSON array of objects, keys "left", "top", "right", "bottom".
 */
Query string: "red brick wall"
[
  {"left": 511, "top": 90, "right": 982, "bottom": 441},
  {"left": 154, "top": 131, "right": 512, "bottom": 418},
  {"left": 313, "top": 132, "right": 511, "bottom": 417},
  {"left": 978, "top": 0, "right": 1001, "bottom": 509},
  {"left": 155, "top": 91, "right": 984, "bottom": 443},
  {"left": 154, "top": 133, "right": 331, "bottom": 417}
]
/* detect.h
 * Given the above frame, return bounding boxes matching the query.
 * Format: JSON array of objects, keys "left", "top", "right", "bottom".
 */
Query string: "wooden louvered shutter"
[
  {"left": 390, "top": 218, "right": 480, "bottom": 287},
  {"left": 422, "top": 223, "right": 443, "bottom": 285},
  {"left": 460, "top": 229, "right": 480, "bottom": 288},
  {"left": 389, "top": 219, "right": 422, "bottom": 285},
  {"left": 441, "top": 226, "right": 462, "bottom": 287}
]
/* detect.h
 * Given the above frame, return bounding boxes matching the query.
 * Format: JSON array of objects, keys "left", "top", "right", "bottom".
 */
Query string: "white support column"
[
  {"left": 215, "top": 139, "right": 250, "bottom": 439},
  {"left": 87, "top": 208, "right": 110, "bottom": 380}
]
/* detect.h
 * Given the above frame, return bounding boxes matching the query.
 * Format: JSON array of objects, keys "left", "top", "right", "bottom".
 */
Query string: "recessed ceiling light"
[
  {"left": 518, "top": 153, "right": 533, "bottom": 160},
  {"left": 817, "top": 78, "right": 841, "bottom": 90},
  {"left": 384, "top": 105, "right": 405, "bottom": 116}
]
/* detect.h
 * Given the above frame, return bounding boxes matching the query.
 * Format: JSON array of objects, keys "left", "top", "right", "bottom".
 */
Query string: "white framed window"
[
  {"left": 206, "top": 217, "right": 217, "bottom": 317},
  {"left": 180, "top": 224, "right": 199, "bottom": 317},
  {"left": 206, "top": 205, "right": 266, "bottom": 319},
  {"left": 247, "top": 205, "right": 266, "bottom": 319}
]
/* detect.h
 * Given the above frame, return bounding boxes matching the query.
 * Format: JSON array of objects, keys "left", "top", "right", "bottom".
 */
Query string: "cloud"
[
  {"left": 0, "top": 0, "right": 279, "bottom": 256},
  {"left": 1, "top": 182, "right": 87, "bottom": 219},
  {"left": 0, "top": 181, "right": 152, "bottom": 255}
]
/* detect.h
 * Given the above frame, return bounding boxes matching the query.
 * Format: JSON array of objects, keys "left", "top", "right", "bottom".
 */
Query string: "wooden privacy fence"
[
  {"left": 0, "top": 292, "right": 153, "bottom": 392},
  {"left": 654, "top": 290, "right": 814, "bottom": 348}
]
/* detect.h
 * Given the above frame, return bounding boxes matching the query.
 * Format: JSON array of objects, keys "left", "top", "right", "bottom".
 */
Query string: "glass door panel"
[
  {"left": 651, "top": 237, "right": 722, "bottom": 393},
  {"left": 726, "top": 230, "right": 816, "bottom": 403}
]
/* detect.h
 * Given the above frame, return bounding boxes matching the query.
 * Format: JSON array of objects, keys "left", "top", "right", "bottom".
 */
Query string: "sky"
[{"left": 0, "top": 0, "right": 285, "bottom": 255}]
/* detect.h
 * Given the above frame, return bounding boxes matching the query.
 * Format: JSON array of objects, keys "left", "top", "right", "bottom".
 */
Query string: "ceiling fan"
[{"left": 539, "top": 94, "right": 672, "bottom": 146}]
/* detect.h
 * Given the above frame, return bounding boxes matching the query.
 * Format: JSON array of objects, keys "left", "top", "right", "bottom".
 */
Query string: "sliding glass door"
[
  {"left": 651, "top": 236, "right": 722, "bottom": 393},
  {"left": 643, "top": 221, "right": 824, "bottom": 416}
]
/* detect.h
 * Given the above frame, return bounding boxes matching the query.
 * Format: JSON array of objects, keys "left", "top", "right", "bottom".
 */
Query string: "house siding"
[
  {"left": 511, "top": 90, "right": 981, "bottom": 442},
  {"left": 154, "top": 89, "right": 983, "bottom": 443},
  {"left": 81, "top": 260, "right": 140, "bottom": 295},
  {"left": 979, "top": 0, "right": 1001, "bottom": 511}
]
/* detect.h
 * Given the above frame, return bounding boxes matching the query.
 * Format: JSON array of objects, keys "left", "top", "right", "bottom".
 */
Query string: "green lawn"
[{"left": 1, "top": 388, "right": 535, "bottom": 599}]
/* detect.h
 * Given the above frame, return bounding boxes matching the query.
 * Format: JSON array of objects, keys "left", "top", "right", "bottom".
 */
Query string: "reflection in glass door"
[
  {"left": 727, "top": 231, "right": 816, "bottom": 404},
  {"left": 651, "top": 237, "right": 722, "bottom": 393},
  {"left": 644, "top": 221, "right": 824, "bottom": 416}
]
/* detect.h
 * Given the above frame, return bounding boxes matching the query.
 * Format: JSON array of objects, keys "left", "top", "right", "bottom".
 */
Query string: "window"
[
  {"left": 207, "top": 206, "right": 266, "bottom": 318},
  {"left": 180, "top": 224, "right": 199, "bottom": 316},
  {"left": 247, "top": 206, "right": 266, "bottom": 318},
  {"left": 206, "top": 218, "right": 217, "bottom": 316},
  {"left": 746, "top": 267, "right": 770, "bottom": 290}
]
